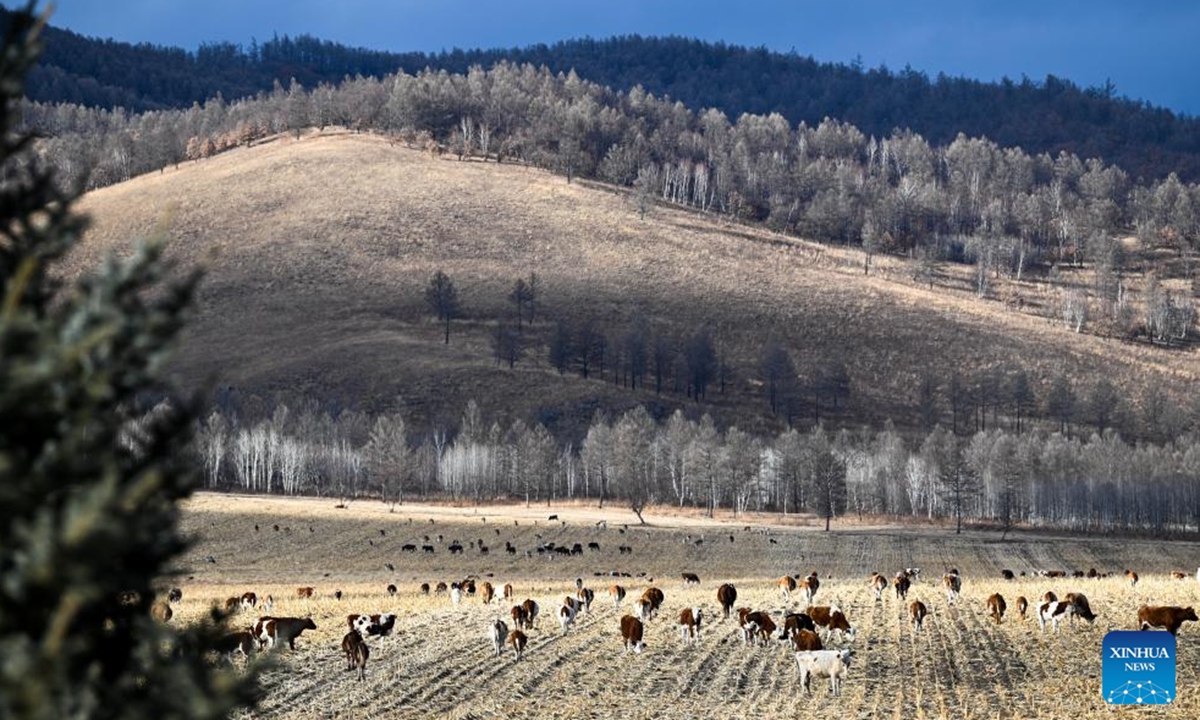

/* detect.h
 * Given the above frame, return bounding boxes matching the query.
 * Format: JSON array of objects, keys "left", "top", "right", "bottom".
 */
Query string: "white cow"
[{"left": 794, "top": 649, "right": 853, "bottom": 696}]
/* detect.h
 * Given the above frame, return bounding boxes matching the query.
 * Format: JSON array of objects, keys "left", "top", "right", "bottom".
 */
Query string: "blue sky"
[{"left": 44, "top": 1, "right": 1200, "bottom": 115}]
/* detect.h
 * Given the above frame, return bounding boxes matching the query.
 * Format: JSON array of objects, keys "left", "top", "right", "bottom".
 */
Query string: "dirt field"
[{"left": 171, "top": 493, "right": 1200, "bottom": 719}]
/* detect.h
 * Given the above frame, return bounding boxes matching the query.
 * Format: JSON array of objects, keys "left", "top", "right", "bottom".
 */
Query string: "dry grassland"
[
  {"left": 172, "top": 493, "right": 1200, "bottom": 719},
  {"left": 71, "top": 131, "right": 1200, "bottom": 434}
]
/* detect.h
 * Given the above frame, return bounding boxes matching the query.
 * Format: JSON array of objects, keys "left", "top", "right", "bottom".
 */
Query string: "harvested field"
[{"left": 173, "top": 494, "right": 1200, "bottom": 718}]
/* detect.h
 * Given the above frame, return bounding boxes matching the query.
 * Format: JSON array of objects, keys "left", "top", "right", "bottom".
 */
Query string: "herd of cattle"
[{"left": 150, "top": 560, "right": 1200, "bottom": 696}]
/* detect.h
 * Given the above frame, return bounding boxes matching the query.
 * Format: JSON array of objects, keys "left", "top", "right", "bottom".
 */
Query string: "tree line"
[
  {"left": 194, "top": 396, "right": 1200, "bottom": 536},
  {"left": 11, "top": 8, "right": 1200, "bottom": 182}
]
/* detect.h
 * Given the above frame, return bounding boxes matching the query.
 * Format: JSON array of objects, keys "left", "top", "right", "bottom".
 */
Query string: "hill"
[
  {"left": 12, "top": 5, "right": 1200, "bottom": 181},
  {"left": 71, "top": 131, "right": 1200, "bottom": 440}
]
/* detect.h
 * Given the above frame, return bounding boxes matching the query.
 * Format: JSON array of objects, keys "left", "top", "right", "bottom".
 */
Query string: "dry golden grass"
[
  {"left": 70, "top": 130, "right": 1200, "bottom": 435},
  {"left": 169, "top": 493, "right": 1200, "bottom": 719}
]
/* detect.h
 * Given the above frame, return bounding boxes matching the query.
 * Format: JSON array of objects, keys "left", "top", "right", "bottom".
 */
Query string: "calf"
[
  {"left": 480, "top": 582, "right": 494, "bottom": 605},
  {"left": 987, "top": 593, "right": 1007, "bottom": 623},
  {"left": 910, "top": 600, "right": 927, "bottom": 632},
  {"left": 1171, "top": 571, "right": 1187, "bottom": 580},
  {"left": 214, "top": 630, "right": 256, "bottom": 664},
  {"left": 507, "top": 629, "right": 528, "bottom": 660},
  {"left": 678, "top": 607, "right": 702, "bottom": 646},
  {"left": 681, "top": 572, "right": 701, "bottom": 586},
  {"left": 609, "top": 584, "right": 627, "bottom": 610},
  {"left": 716, "top": 583, "right": 737, "bottom": 619},
  {"left": 942, "top": 571, "right": 961, "bottom": 603},
  {"left": 489, "top": 619, "right": 509, "bottom": 656},
  {"left": 621, "top": 614, "right": 645, "bottom": 653},
  {"left": 1016, "top": 596, "right": 1028, "bottom": 620},
  {"left": 893, "top": 573, "right": 911, "bottom": 600},
  {"left": 794, "top": 649, "right": 853, "bottom": 696},
  {"left": 869, "top": 573, "right": 887, "bottom": 602},
  {"left": 520, "top": 599, "right": 539, "bottom": 629},
  {"left": 253, "top": 616, "right": 317, "bottom": 650},
  {"left": 1138, "top": 605, "right": 1198, "bottom": 636},
  {"left": 342, "top": 630, "right": 369, "bottom": 681}
]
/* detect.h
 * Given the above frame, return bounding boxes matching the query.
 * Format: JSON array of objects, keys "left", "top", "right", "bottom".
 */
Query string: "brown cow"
[
  {"left": 1171, "top": 571, "right": 1188, "bottom": 580},
  {"left": 869, "top": 573, "right": 887, "bottom": 602},
  {"left": 910, "top": 600, "right": 927, "bottom": 631},
  {"left": 1064, "top": 593, "right": 1097, "bottom": 624},
  {"left": 893, "top": 573, "right": 911, "bottom": 600},
  {"left": 790, "top": 628, "right": 823, "bottom": 651},
  {"left": 1138, "top": 605, "right": 1199, "bottom": 636},
  {"left": 151, "top": 601, "right": 173, "bottom": 623},
  {"left": 520, "top": 599, "right": 539, "bottom": 629},
  {"left": 942, "top": 571, "right": 962, "bottom": 603},
  {"left": 480, "top": 582, "right": 495, "bottom": 605},
  {"left": 510, "top": 604, "right": 529, "bottom": 630},
  {"left": 253, "top": 616, "right": 317, "bottom": 650},
  {"left": 342, "top": 630, "right": 369, "bottom": 681},
  {"left": 621, "top": 614, "right": 645, "bottom": 653},
  {"left": 503, "top": 583, "right": 514, "bottom": 601},
  {"left": 678, "top": 607, "right": 702, "bottom": 646},
  {"left": 1016, "top": 596, "right": 1028, "bottom": 620},
  {"left": 987, "top": 593, "right": 1006, "bottom": 623},
  {"left": 224, "top": 597, "right": 240, "bottom": 612},
  {"left": 214, "top": 630, "right": 256, "bottom": 663},
  {"left": 777, "top": 612, "right": 816, "bottom": 643},
  {"left": 717, "top": 583, "right": 737, "bottom": 619},
  {"left": 296, "top": 586, "right": 315, "bottom": 599},
  {"left": 507, "top": 629, "right": 528, "bottom": 660},
  {"left": 1001, "top": 569, "right": 1015, "bottom": 580},
  {"left": 609, "top": 584, "right": 627, "bottom": 610},
  {"left": 743, "top": 610, "right": 777, "bottom": 645},
  {"left": 778, "top": 575, "right": 798, "bottom": 599}
]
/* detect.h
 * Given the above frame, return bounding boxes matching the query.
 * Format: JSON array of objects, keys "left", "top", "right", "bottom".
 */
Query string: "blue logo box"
[{"left": 1103, "top": 631, "right": 1176, "bottom": 705}]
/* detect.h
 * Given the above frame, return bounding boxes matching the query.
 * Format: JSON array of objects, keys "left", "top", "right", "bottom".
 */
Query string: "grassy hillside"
[{"left": 72, "top": 130, "right": 1200, "bottom": 437}]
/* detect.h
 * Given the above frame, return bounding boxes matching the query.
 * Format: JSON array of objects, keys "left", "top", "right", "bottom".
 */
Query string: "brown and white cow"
[
  {"left": 1138, "top": 605, "right": 1199, "bottom": 636},
  {"left": 869, "top": 573, "right": 888, "bottom": 602},
  {"left": 253, "top": 616, "right": 317, "bottom": 650},
  {"left": 341, "top": 630, "right": 369, "bottom": 681},
  {"left": 909, "top": 600, "right": 927, "bottom": 632},
  {"left": 480, "top": 581, "right": 495, "bottom": 605},
  {"left": 778, "top": 575, "right": 798, "bottom": 599},
  {"left": 507, "top": 629, "right": 528, "bottom": 660},
  {"left": 640, "top": 587, "right": 664, "bottom": 619},
  {"left": 1125, "top": 570, "right": 1139, "bottom": 588},
  {"left": 1041, "top": 590, "right": 1058, "bottom": 604},
  {"left": 807, "top": 605, "right": 855, "bottom": 642},
  {"left": 742, "top": 610, "right": 777, "bottom": 646},
  {"left": 1037, "top": 601, "right": 1074, "bottom": 634},
  {"left": 214, "top": 630, "right": 256, "bottom": 663},
  {"left": 558, "top": 600, "right": 579, "bottom": 634},
  {"left": 347, "top": 613, "right": 396, "bottom": 637},
  {"left": 800, "top": 573, "right": 821, "bottom": 605},
  {"left": 1064, "top": 592, "right": 1097, "bottom": 624},
  {"left": 240, "top": 592, "right": 258, "bottom": 611},
  {"left": 621, "top": 614, "right": 645, "bottom": 653},
  {"left": 776, "top": 612, "right": 816, "bottom": 644},
  {"left": 987, "top": 593, "right": 1007, "bottom": 624},
  {"left": 635, "top": 597, "right": 654, "bottom": 623},
  {"left": 1016, "top": 596, "right": 1028, "bottom": 620},
  {"left": 520, "top": 599, "right": 539, "bottom": 629},
  {"left": 893, "top": 572, "right": 911, "bottom": 600},
  {"left": 489, "top": 619, "right": 509, "bottom": 656},
  {"left": 678, "top": 607, "right": 702, "bottom": 646},
  {"left": 609, "top": 584, "right": 626, "bottom": 610},
  {"left": 576, "top": 587, "right": 595, "bottom": 613},
  {"left": 510, "top": 604, "right": 529, "bottom": 630},
  {"left": 717, "top": 583, "right": 737, "bottom": 619},
  {"left": 681, "top": 572, "right": 701, "bottom": 586},
  {"left": 942, "top": 571, "right": 962, "bottom": 603}
]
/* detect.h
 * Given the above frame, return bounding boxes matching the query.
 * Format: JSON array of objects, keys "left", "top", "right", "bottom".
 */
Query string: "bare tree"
[{"left": 425, "top": 270, "right": 462, "bottom": 344}]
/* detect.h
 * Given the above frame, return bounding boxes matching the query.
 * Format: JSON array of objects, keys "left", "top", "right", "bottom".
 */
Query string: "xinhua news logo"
[{"left": 1103, "top": 631, "right": 1175, "bottom": 705}]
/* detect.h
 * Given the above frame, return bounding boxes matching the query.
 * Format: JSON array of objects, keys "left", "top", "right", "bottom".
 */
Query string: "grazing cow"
[
  {"left": 521, "top": 599, "right": 540, "bottom": 629},
  {"left": 167, "top": 588, "right": 183, "bottom": 604},
  {"left": 435, "top": 582, "right": 448, "bottom": 594},
  {"left": 640, "top": 588, "right": 665, "bottom": 619},
  {"left": 386, "top": 584, "right": 397, "bottom": 597},
  {"left": 778, "top": 575, "right": 798, "bottom": 599},
  {"left": 1138, "top": 605, "right": 1199, "bottom": 636},
  {"left": 807, "top": 605, "right": 855, "bottom": 642},
  {"left": 462, "top": 579, "right": 477, "bottom": 595},
  {"left": 296, "top": 586, "right": 314, "bottom": 599},
  {"left": 253, "top": 617, "right": 317, "bottom": 650},
  {"left": 214, "top": 630, "right": 256, "bottom": 663},
  {"left": 1064, "top": 593, "right": 1097, "bottom": 624},
  {"left": 678, "top": 607, "right": 702, "bottom": 646},
  {"left": 1037, "top": 601, "right": 1074, "bottom": 634},
  {"left": 503, "top": 583, "right": 514, "bottom": 601},
  {"left": 1171, "top": 571, "right": 1187, "bottom": 581},
  {"left": 151, "top": 601, "right": 172, "bottom": 623},
  {"left": 794, "top": 649, "right": 853, "bottom": 697},
  {"left": 342, "top": 630, "right": 369, "bottom": 681},
  {"left": 893, "top": 573, "right": 911, "bottom": 600},
  {"left": 224, "top": 597, "right": 240, "bottom": 613},
  {"left": 490, "top": 619, "right": 509, "bottom": 656},
  {"left": 987, "top": 593, "right": 1007, "bottom": 623},
  {"left": 558, "top": 600, "right": 579, "bottom": 634},
  {"left": 717, "top": 583, "right": 737, "bottom": 619},
  {"left": 347, "top": 613, "right": 396, "bottom": 637},
  {"left": 776, "top": 612, "right": 816, "bottom": 643},
  {"left": 681, "top": 573, "right": 701, "bottom": 586},
  {"left": 942, "top": 571, "right": 962, "bottom": 603},
  {"left": 420, "top": 583, "right": 430, "bottom": 595},
  {"left": 1125, "top": 570, "right": 1139, "bottom": 587},
  {"left": 869, "top": 573, "right": 887, "bottom": 602},
  {"left": 401, "top": 544, "right": 416, "bottom": 553},
  {"left": 789, "top": 628, "right": 823, "bottom": 651},
  {"left": 422, "top": 545, "right": 434, "bottom": 554},
  {"left": 576, "top": 587, "right": 595, "bottom": 612},
  {"left": 619, "top": 545, "right": 633, "bottom": 555},
  {"left": 910, "top": 600, "right": 927, "bottom": 632},
  {"left": 609, "top": 584, "right": 627, "bottom": 610},
  {"left": 510, "top": 604, "right": 529, "bottom": 630},
  {"left": 239, "top": 592, "right": 258, "bottom": 610},
  {"left": 621, "top": 615, "right": 645, "bottom": 653},
  {"left": 635, "top": 598, "right": 654, "bottom": 623},
  {"left": 1001, "top": 569, "right": 1015, "bottom": 581},
  {"left": 1041, "top": 590, "right": 1058, "bottom": 604},
  {"left": 800, "top": 573, "right": 820, "bottom": 605},
  {"left": 743, "top": 611, "right": 777, "bottom": 645},
  {"left": 480, "top": 582, "right": 495, "bottom": 605},
  {"left": 448, "top": 543, "right": 464, "bottom": 555},
  {"left": 1016, "top": 596, "right": 1028, "bottom": 620},
  {"left": 507, "top": 629, "right": 528, "bottom": 660}
]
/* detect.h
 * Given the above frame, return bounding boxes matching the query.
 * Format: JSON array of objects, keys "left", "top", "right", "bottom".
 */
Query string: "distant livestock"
[{"left": 253, "top": 616, "right": 317, "bottom": 650}]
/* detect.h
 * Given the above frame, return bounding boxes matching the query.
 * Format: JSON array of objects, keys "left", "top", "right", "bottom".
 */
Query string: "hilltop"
[{"left": 72, "top": 131, "right": 1199, "bottom": 438}]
